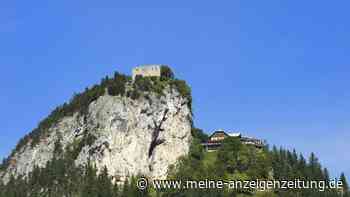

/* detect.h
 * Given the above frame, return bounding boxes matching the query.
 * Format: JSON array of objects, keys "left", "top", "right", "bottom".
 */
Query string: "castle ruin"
[{"left": 132, "top": 65, "right": 161, "bottom": 80}]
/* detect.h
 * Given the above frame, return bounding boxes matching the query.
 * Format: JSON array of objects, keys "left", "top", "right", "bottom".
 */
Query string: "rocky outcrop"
[{"left": 1, "top": 86, "right": 192, "bottom": 183}]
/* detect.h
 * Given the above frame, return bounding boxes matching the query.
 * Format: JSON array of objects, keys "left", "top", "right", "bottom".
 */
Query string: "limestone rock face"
[{"left": 1, "top": 87, "right": 192, "bottom": 183}]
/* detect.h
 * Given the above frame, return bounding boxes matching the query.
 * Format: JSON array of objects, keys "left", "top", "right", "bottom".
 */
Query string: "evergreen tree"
[
  {"left": 112, "top": 182, "right": 120, "bottom": 197},
  {"left": 0, "top": 181, "right": 3, "bottom": 197},
  {"left": 191, "top": 128, "right": 208, "bottom": 143},
  {"left": 160, "top": 66, "right": 175, "bottom": 80},
  {"left": 340, "top": 173, "right": 349, "bottom": 195},
  {"left": 81, "top": 162, "right": 98, "bottom": 197},
  {"left": 121, "top": 178, "right": 131, "bottom": 197},
  {"left": 298, "top": 153, "right": 307, "bottom": 178},
  {"left": 53, "top": 139, "right": 63, "bottom": 157},
  {"left": 308, "top": 152, "right": 323, "bottom": 180},
  {"left": 323, "top": 168, "right": 330, "bottom": 181},
  {"left": 4, "top": 175, "right": 17, "bottom": 197},
  {"left": 97, "top": 166, "right": 113, "bottom": 197}
]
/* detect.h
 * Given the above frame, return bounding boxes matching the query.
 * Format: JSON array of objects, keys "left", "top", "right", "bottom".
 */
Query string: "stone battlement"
[{"left": 132, "top": 65, "right": 162, "bottom": 80}]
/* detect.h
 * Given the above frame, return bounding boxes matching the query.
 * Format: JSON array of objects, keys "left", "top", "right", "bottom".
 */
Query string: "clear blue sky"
[{"left": 1, "top": 1, "right": 349, "bottom": 180}]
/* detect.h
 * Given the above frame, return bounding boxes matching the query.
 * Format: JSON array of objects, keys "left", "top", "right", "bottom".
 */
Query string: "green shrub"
[
  {"left": 170, "top": 80, "right": 191, "bottom": 99},
  {"left": 133, "top": 75, "right": 152, "bottom": 92},
  {"left": 130, "top": 90, "right": 141, "bottom": 100},
  {"left": 191, "top": 127, "right": 208, "bottom": 143},
  {"left": 160, "top": 65, "right": 174, "bottom": 80},
  {"left": 108, "top": 83, "right": 125, "bottom": 96},
  {"left": 85, "top": 134, "right": 97, "bottom": 147},
  {"left": 108, "top": 72, "right": 128, "bottom": 96},
  {"left": 65, "top": 133, "right": 97, "bottom": 161}
]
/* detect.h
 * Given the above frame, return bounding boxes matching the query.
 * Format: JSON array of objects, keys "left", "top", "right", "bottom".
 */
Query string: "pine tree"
[
  {"left": 121, "top": 179, "right": 130, "bottom": 197},
  {"left": 323, "top": 168, "right": 330, "bottom": 181},
  {"left": 81, "top": 162, "right": 98, "bottom": 197},
  {"left": 97, "top": 166, "right": 113, "bottom": 197},
  {"left": 0, "top": 181, "right": 3, "bottom": 197},
  {"left": 298, "top": 153, "right": 307, "bottom": 178},
  {"left": 53, "top": 139, "right": 63, "bottom": 157},
  {"left": 4, "top": 175, "right": 16, "bottom": 197},
  {"left": 308, "top": 152, "right": 323, "bottom": 180},
  {"left": 112, "top": 182, "right": 120, "bottom": 197},
  {"left": 160, "top": 66, "right": 175, "bottom": 80},
  {"left": 340, "top": 173, "right": 349, "bottom": 195}
]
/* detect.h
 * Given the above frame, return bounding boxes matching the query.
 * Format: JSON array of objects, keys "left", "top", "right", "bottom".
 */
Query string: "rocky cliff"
[{"left": 0, "top": 70, "right": 193, "bottom": 183}]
